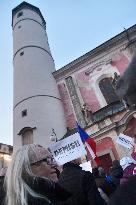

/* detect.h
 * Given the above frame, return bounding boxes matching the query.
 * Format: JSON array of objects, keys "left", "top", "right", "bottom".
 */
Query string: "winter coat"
[
  {"left": 95, "top": 177, "right": 115, "bottom": 197},
  {"left": 110, "top": 164, "right": 123, "bottom": 186},
  {"left": 58, "top": 162, "right": 106, "bottom": 205},
  {"left": 24, "top": 175, "right": 71, "bottom": 205},
  {"left": 94, "top": 177, "right": 110, "bottom": 203}
]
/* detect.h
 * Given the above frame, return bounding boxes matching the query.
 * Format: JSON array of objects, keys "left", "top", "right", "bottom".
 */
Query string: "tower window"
[
  {"left": 22, "top": 129, "right": 33, "bottom": 145},
  {"left": 18, "top": 127, "right": 36, "bottom": 146},
  {"left": 20, "top": 51, "right": 24, "bottom": 56},
  {"left": 22, "top": 109, "right": 27, "bottom": 117},
  {"left": 17, "top": 11, "right": 23, "bottom": 18}
]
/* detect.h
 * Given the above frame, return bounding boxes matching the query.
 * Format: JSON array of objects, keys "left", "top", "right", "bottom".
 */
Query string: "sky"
[{"left": 0, "top": 0, "right": 136, "bottom": 146}]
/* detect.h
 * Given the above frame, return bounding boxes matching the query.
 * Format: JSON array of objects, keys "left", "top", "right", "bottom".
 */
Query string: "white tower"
[{"left": 12, "top": 2, "right": 66, "bottom": 151}]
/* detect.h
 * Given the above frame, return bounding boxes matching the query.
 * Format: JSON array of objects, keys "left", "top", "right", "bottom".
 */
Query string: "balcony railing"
[{"left": 92, "top": 101, "right": 125, "bottom": 123}]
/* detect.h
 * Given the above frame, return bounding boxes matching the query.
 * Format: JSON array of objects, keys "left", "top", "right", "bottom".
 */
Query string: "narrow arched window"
[
  {"left": 18, "top": 127, "right": 34, "bottom": 145},
  {"left": 99, "top": 77, "right": 118, "bottom": 104},
  {"left": 17, "top": 11, "right": 23, "bottom": 18},
  {"left": 22, "top": 129, "right": 33, "bottom": 145}
]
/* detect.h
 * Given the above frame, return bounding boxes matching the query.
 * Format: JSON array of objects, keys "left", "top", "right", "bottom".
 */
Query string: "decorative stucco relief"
[{"left": 110, "top": 52, "right": 129, "bottom": 74}]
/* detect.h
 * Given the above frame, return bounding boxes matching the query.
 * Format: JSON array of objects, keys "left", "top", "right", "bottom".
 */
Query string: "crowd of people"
[
  {"left": 0, "top": 143, "right": 136, "bottom": 205},
  {"left": 92, "top": 153, "right": 136, "bottom": 204}
]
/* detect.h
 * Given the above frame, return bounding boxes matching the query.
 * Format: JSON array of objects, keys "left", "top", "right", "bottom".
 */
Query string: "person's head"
[
  {"left": 109, "top": 176, "right": 136, "bottom": 205},
  {"left": 92, "top": 167, "right": 99, "bottom": 178},
  {"left": 71, "top": 158, "right": 82, "bottom": 165},
  {"left": 98, "top": 166, "right": 106, "bottom": 177},
  {"left": 112, "top": 160, "right": 120, "bottom": 167},
  {"left": 5, "top": 144, "right": 57, "bottom": 205},
  {"left": 29, "top": 144, "right": 58, "bottom": 181}
]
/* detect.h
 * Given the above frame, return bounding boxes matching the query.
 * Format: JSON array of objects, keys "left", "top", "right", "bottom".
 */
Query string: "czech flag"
[{"left": 77, "top": 123, "right": 101, "bottom": 165}]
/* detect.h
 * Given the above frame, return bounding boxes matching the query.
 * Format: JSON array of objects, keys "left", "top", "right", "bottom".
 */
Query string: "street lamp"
[{"left": 50, "top": 128, "right": 58, "bottom": 142}]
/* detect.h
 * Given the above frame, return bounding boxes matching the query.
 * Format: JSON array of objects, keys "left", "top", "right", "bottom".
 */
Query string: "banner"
[
  {"left": 116, "top": 133, "right": 133, "bottom": 149},
  {"left": 49, "top": 132, "right": 87, "bottom": 165}
]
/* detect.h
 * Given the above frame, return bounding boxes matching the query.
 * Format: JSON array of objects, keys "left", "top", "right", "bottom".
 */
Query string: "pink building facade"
[{"left": 53, "top": 25, "right": 136, "bottom": 172}]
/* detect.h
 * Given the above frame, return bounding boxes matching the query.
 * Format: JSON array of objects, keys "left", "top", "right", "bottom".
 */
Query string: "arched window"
[
  {"left": 22, "top": 129, "right": 33, "bottom": 145},
  {"left": 99, "top": 77, "right": 118, "bottom": 104},
  {"left": 17, "top": 11, "right": 23, "bottom": 18},
  {"left": 18, "top": 127, "right": 35, "bottom": 145}
]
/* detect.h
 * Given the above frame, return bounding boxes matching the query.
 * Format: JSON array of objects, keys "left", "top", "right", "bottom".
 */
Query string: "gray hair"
[{"left": 5, "top": 144, "right": 52, "bottom": 205}]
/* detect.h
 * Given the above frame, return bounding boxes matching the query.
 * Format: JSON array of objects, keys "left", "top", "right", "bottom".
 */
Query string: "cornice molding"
[
  {"left": 88, "top": 110, "right": 135, "bottom": 139},
  {"left": 92, "top": 121, "right": 117, "bottom": 139},
  {"left": 85, "top": 59, "right": 111, "bottom": 75},
  {"left": 116, "top": 110, "right": 136, "bottom": 127}
]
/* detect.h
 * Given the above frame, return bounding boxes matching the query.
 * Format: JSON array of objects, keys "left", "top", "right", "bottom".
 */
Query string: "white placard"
[
  {"left": 80, "top": 161, "right": 92, "bottom": 172},
  {"left": 49, "top": 132, "right": 87, "bottom": 165},
  {"left": 116, "top": 133, "right": 133, "bottom": 149}
]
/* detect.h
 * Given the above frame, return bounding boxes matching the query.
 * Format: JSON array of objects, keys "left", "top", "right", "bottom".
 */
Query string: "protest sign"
[
  {"left": 49, "top": 132, "right": 87, "bottom": 165},
  {"left": 116, "top": 133, "right": 133, "bottom": 149}
]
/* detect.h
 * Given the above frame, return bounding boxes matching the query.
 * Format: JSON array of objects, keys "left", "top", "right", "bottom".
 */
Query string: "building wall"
[
  {"left": 96, "top": 137, "right": 119, "bottom": 159},
  {"left": 55, "top": 26, "right": 136, "bottom": 166},
  {"left": 111, "top": 52, "right": 129, "bottom": 74},
  {"left": 75, "top": 70, "right": 100, "bottom": 112},
  {"left": 57, "top": 48, "right": 130, "bottom": 129}
]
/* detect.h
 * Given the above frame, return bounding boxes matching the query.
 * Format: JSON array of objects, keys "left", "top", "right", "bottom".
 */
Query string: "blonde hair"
[{"left": 5, "top": 144, "right": 52, "bottom": 205}]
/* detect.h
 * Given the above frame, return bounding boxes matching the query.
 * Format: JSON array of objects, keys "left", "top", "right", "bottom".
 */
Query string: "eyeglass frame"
[{"left": 31, "top": 157, "right": 55, "bottom": 166}]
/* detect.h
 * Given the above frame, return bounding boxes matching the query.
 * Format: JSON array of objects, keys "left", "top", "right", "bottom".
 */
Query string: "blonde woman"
[{"left": 5, "top": 144, "right": 71, "bottom": 205}]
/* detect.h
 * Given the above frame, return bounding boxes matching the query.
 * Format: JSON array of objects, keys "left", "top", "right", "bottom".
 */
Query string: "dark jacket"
[
  {"left": 24, "top": 176, "right": 71, "bottom": 205},
  {"left": 120, "top": 164, "right": 136, "bottom": 185},
  {"left": 58, "top": 162, "right": 106, "bottom": 205},
  {"left": 110, "top": 164, "right": 123, "bottom": 186},
  {"left": 108, "top": 176, "right": 136, "bottom": 205},
  {"left": 95, "top": 177, "right": 115, "bottom": 197}
]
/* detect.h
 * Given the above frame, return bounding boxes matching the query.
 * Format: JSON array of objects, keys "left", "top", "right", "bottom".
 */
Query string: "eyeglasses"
[{"left": 31, "top": 157, "right": 55, "bottom": 166}]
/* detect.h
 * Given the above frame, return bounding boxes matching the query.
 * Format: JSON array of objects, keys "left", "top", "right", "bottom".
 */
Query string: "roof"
[
  {"left": 0, "top": 143, "right": 13, "bottom": 149},
  {"left": 12, "top": 1, "right": 46, "bottom": 27}
]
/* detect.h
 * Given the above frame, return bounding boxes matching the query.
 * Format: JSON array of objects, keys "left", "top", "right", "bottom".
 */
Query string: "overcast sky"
[{"left": 0, "top": 0, "right": 135, "bottom": 145}]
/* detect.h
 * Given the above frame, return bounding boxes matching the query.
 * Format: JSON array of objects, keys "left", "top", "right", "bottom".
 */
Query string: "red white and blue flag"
[{"left": 77, "top": 122, "right": 100, "bottom": 165}]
